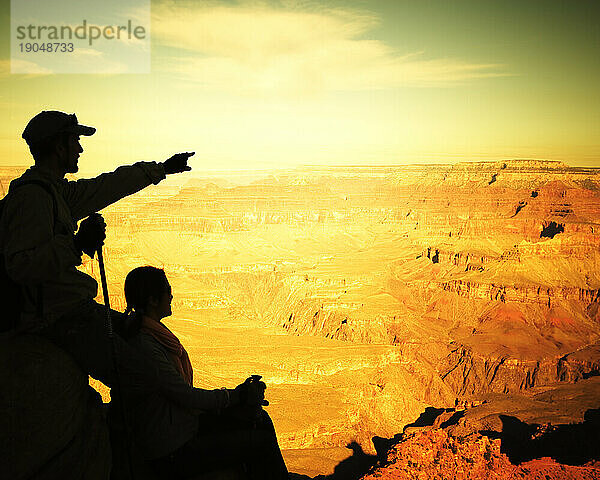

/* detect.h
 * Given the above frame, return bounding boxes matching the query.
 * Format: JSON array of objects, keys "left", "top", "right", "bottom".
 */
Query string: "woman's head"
[{"left": 124, "top": 266, "right": 172, "bottom": 320}]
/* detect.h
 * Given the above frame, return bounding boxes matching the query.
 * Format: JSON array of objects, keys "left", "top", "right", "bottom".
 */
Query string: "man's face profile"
[{"left": 58, "top": 134, "right": 83, "bottom": 174}]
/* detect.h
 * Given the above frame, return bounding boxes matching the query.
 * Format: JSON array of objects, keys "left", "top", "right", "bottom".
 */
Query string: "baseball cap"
[{"left": 22, "top": 110, "right": 96, "bottom": 144}]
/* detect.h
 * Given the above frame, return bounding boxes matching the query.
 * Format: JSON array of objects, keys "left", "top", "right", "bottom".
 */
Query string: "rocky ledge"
[{"left": 359, "top": 376, "right": 600, "bottom": 480}]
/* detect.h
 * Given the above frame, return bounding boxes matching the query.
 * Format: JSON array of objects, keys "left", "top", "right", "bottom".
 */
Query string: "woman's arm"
[{"left": 138, "top": 332, "right": 238, "bottom": 411}]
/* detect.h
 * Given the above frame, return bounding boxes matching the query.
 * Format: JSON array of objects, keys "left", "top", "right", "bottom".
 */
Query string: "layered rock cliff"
[
  {"left": 360, "top": 376, "right": 600, "bottom": 480},
  {"left": 10, "top": 158, "right": 594, "bottom": 472}
]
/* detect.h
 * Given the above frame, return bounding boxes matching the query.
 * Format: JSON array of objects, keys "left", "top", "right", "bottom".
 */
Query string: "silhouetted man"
[{"left": 0, "top": 110, "right": 193, "bottom": 397}]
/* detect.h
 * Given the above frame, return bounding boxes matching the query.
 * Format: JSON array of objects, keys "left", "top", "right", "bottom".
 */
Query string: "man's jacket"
[{"left": 0, "top": 162, "right": 165, "bottom": 330}]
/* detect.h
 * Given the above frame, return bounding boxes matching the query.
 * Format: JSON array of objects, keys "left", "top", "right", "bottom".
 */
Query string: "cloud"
[
  {"left": 74, "top": 48, "right": 105, "bottom": 57},
  {"left": 153, "top": 1, "right": 507, "bottom": 95},
  {"left": 0, "top": 52, "right": 136, "bottom": 76},
  {"left": 64, "top": 50, "right": 139, "bottom": 74},
  {"left": 0, "top": 59, "right": 12, "bottom": 76},
  {"left": 3, "top": 59, "right": 53, "bottom": 75}
]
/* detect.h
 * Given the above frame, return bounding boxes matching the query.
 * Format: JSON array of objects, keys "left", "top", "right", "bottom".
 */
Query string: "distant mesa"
[
  {"left": 453, "top": 159, "right": 568, "bottom": 171},
  {"left": 183, "top": 178, "right": 231, "bottom": 190}
]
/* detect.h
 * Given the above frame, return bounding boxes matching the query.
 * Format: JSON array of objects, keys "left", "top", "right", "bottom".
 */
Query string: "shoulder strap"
[
  {"left": 5, "top": 180, "right": 59, "bottom": 319},
  {"left": 10, "top": 180, "right": 59, "bottom": 226}
]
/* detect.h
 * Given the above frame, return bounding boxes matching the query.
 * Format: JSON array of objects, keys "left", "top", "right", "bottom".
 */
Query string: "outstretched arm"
[{"left": 64, "top": 152, "right": 194, "bottom": 221}]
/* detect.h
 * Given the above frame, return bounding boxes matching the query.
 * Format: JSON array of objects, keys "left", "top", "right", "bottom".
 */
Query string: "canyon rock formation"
[
  {"left": 2, "top": 159, "right": 599, "bottom": 477},
  {"left": 359, "top": 376, "right": 600, "bottom": 480}
]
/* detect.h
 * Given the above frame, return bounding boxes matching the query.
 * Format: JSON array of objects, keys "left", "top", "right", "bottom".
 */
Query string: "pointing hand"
[{"left": 163, "top": 152, "right": 194, "bottom": 175}]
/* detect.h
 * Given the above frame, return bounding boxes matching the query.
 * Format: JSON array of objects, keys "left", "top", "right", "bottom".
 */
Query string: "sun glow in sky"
[{"left": 0, "top": 0, "right": 598, "bottom": 174}]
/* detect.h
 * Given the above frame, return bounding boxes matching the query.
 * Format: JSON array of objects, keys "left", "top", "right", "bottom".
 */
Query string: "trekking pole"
[
  {"left": 97, "top": 247, "right": 112, "bottom": 335},
  {"left": 98, "top": 245, "right": 136, "bottom": 480}
]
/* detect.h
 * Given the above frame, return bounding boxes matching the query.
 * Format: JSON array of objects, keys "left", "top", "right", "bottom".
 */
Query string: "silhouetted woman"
[{"left": 118, "top": 266, "right": 288, "bottom": 479}]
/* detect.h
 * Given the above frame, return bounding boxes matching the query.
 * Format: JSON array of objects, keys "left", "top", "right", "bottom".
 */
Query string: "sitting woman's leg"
[{"left": 165, "top": 408, "right": 288, "bottom": 480}]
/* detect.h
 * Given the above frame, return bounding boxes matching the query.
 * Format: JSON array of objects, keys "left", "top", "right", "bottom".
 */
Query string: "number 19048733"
[{"left": 19, "top": 42, "right": 74, "bottom": 53}]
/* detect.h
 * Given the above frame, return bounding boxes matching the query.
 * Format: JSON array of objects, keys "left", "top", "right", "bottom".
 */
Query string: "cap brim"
[{"left": 65, "top": 124, "right": 96, "bottom": 136}]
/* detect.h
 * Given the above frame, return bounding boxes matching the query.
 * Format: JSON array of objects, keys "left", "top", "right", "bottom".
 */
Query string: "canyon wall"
[
  {"left": 93, "top": 160, "right": 600, "bottom": 453},
  {"left": 3, "top": 160, "right": 599, "bottom": 471}
]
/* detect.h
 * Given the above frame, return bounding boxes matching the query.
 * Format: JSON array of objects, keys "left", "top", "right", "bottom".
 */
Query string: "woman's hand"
[{"left": 235, "top": 375, "right": 268, "bottom": 406}]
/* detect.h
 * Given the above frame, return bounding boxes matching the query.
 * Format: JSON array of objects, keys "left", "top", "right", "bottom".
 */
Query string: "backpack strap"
[
  {"left": 11, "top": 180, "right": 59, "bottom": 227},
  {"left": 7, "top": 180, "right": 59, "bottom": 319}
]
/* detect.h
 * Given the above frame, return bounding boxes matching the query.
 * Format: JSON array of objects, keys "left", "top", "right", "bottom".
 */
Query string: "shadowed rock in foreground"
[
  {"left": 359, "top": 377, "right": 600, "bottom": 480},
  {"left": 0, "top": 334, "right": 110, "bottom": 480},
  {"left": 361, "top": 428, "right": 600, "bottom": 480}
]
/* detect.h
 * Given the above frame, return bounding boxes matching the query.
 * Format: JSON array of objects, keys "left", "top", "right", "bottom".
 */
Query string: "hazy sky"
[{"left": 0, "top": 0, "right": 598, "bottom": 173}]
